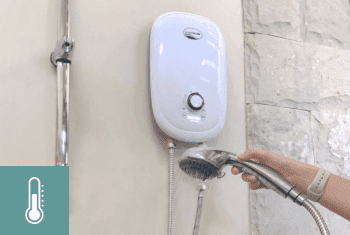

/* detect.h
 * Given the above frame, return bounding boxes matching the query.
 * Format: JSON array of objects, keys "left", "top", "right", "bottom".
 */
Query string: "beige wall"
[{"left": 0, "top": 1, "right": 247, "bottom": 234}]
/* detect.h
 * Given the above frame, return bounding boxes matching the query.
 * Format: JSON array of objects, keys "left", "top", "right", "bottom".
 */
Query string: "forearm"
[
  {"left": 318, "top": 173, "right": 350, "bottom": 221},
  {"left": 240, "top": 150, "right": 350, "bottom": 221},
  {"left": 285, "top": 160, "right": 350, "bottom": 222}
]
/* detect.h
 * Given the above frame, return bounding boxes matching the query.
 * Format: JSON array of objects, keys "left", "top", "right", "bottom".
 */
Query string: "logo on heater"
[{"left": 183, "top": 28, "right": 202, "bottom": 40}]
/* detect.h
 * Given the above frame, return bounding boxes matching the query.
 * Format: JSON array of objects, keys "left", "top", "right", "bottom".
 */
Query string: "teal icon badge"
[
  {"left": 25, "top": 177, "right": 44, "bottom": 224},
  {"left": 0, "top": 166, "right": 69, "bottom": 235}
]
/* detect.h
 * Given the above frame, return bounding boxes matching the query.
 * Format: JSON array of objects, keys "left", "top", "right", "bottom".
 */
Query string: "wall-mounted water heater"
[{"left": 150, "top": 12, "right": 227, "bottom": 142}]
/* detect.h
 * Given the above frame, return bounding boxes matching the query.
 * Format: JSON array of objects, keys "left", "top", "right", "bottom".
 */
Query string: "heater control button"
[{"left": 188, "top": 93, "right": 204, "bottom": 110}]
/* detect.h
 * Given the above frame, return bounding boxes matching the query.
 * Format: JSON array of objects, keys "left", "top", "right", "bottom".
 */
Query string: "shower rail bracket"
[{"left": 50, "top": 36, "right": 75, "bottom": 66}]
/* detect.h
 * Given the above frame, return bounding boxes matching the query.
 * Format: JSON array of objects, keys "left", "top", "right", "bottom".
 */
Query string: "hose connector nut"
[
  {"left": 197, "top": 181, "right": 207, "bottom": 191},
  {"left": 197, "top": 184, "right": 206, "bottom": 191},
  {"left": 167, "top": 143, "right": 175, "bottom": 149}
]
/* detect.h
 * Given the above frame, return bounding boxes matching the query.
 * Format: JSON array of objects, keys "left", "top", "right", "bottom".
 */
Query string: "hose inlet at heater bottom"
[{"left": 302, "top": 199, "right": 330, "bottom": 235}]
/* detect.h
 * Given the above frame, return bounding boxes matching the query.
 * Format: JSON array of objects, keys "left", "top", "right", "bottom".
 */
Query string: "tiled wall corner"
[
  {"left": 311, "top": 109, "right": 350, "bottom": 179},
  {"left": 305, "top": 0, "right": 350, "bottom": 50},
  {"left": 245, "top": 33, "right": 350, "bottom": 111},
  {"left": 247, "top": 104, "right": 313, "bottom": 163},
  {"left": 246, "top": 104, "right": 350, "bottom": 234},
  {"left": 243, "top": 0, "right": 302, "bottom": 41},
  {"left": 243, "top": 0, "right": 350, "bottom": 50},
  {"left": 243, "top": 0, "right": 350, "bottom": 233}
]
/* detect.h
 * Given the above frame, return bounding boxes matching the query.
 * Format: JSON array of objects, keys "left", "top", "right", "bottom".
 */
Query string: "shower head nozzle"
[
  {"left": 178, "top": 157, "right": 220, "bottom": 180},
  {"left": 178, "top": 148, "right": 237, "bottom": 181}
]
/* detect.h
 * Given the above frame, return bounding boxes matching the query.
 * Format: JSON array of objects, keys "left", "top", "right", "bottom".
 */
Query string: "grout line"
[
  {"left": 309, "top": 111, "right": 316, "bottom": 166},
  {"left": 242, "top": 10, "right": 252, "bottom": 234},
  {"left": 245, "top": 102, "right": 312, "bottom": 112},
  {"left": 244, "top": 32, "right": 302, "bottom": 43}
]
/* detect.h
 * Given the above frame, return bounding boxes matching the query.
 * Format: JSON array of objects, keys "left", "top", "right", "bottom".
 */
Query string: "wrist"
[{"left": 284, "top": 160, "right": 319, "bottom": 194}]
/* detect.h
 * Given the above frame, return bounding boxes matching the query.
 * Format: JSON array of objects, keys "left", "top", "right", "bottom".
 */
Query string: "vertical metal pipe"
[
  {"left": 56, "top": 62, "right": 70, "bottom": 166},
  {"left": 58, "top": 0, "right": 70, "bottom": 40},
  {"left": 193, "top": 184, "right": 206, "bottom": 235},
  {"left": 54, "top": 0, "right": 72, "bottom": 166}
]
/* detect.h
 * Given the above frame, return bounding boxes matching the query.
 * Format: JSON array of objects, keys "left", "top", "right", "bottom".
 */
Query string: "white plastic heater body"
[{"left": 150, "top": 12, "right": 227, "bottom": 143}]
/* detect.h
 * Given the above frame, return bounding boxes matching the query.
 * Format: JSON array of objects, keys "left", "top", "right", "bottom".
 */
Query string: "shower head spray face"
[
  {"left": 178, "top": 148, "right": 237, "bottom": 180},
  {"left": 179, "top": 157, "right": 220, "bottom": 180}
]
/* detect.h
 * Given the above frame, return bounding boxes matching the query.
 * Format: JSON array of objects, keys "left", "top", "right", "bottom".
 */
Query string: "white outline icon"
[{"left": 25, "top": 177, "right": 44, "bottom": 224}]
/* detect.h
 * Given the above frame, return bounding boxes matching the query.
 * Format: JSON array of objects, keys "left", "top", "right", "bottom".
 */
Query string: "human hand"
[{"left": 231, "top": 149, "right": 302, "bottom": 190}]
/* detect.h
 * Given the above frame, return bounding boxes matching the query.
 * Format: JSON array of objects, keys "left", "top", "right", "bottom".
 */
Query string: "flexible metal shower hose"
[
  {"left": 168, "top": 146, "right": 175, "bottom": 235},
  {"left": 190, "top": 194, "right": 330, "bottom": 235},
  {"left": 193, "top": 189, "right": 205, "bottom": 235},
  {"left": 302, "top": 199, "right": 330, "bottom": 235}
]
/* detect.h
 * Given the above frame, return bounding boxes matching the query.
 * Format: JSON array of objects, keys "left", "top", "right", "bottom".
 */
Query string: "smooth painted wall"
[{"left": 0, "top": 1, "right": 247, "bottom": 234}]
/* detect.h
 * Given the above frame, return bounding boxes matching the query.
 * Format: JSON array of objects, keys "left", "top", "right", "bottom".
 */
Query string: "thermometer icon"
[{"left": 25, "top": 177, "right": 44, "bottom": 224}]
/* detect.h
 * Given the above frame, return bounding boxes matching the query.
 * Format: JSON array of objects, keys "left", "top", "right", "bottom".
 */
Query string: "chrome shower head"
[
  {"left": 178, "top": 147, "right": 307, "bottom": 204},
  {"left": 178, "top": 148, "right": 235, "bottom": 180}
]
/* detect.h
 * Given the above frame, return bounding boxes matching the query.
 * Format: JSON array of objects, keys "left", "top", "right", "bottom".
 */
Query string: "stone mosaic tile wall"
[{"left": 243, "top": 0, "right": 350, "bottom": 234}]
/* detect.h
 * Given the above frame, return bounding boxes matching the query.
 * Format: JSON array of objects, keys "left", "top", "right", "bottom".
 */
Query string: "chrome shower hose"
[
  {"left": 167, "top": 142, "right": 175, "bottom": 235},
  {"left": 302, "top": 199, "right": 330, "bottom": 235}
]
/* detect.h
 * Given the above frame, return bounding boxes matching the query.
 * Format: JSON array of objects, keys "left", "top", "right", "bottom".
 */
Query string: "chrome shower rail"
[{"left": 51, "top": 0, "right": 75, "bottom": 166}]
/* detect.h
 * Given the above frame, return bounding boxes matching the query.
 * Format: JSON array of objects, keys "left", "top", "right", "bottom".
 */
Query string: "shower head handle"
[{"left": 226, "top": 157, "right": 295, "bottom": 198}]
